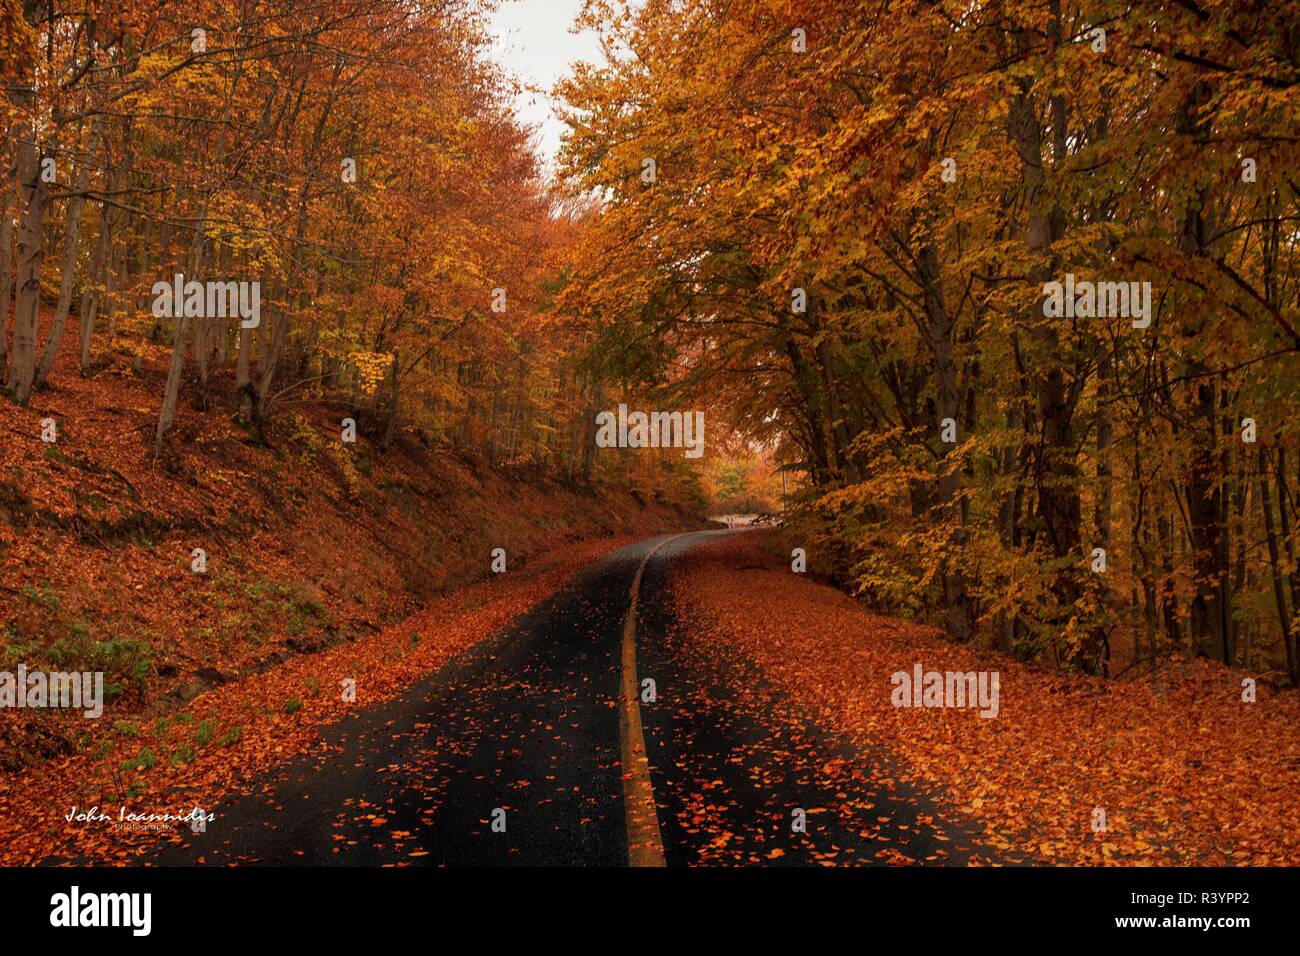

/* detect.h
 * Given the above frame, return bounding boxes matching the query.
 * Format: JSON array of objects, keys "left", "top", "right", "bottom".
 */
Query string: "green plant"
[
  {"left": 194, "top": 718, "right": 217, "bottom": 747},
  {"left": 121, "top": 747, "right": 157, "bottom": 772}
]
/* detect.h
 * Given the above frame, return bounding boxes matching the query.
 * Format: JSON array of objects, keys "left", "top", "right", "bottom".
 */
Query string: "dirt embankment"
[{"left": 0, "top": 334, "right": 701, "bottom": 774}]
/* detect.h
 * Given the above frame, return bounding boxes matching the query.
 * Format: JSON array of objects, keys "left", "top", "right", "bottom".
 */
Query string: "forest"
[
  {"left": 0, "top": 0, "right": 1298, "bottom": 901},
  {"left": 557, "top": 0, "right": 1300, "bottom": 681},
  {"left": 0, "top": 0, "right": 699, "bottom": 488},
  {"left": 2, "top": 0, "right": 1298, "bottom": 700}
]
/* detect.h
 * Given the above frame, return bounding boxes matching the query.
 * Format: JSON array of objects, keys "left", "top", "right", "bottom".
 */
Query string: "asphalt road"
[{"left": 145, "top": 531, "right": 989, "bottom": 866}]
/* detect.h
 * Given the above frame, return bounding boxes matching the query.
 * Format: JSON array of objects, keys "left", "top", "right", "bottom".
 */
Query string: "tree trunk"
[
  {"left": 1008, "top": 9, "right": 1084, "bottom": 668},
  {"left": 7, "top": 86, "right": 48, "bottom": 405},
  {"left": 78, "top": 204, "right": 110, "bottom": 372},
  {"left": 36, "top": 121, "right": 97, "bottom": 388},
  {"left": 1258, "top": 445, "right": 1296, "bottom": 681},
  {"left": 1094, "top": 346, "right": 1114, "bottom": 664},
  {"left": 918, "top": 239, "right": 972, "bottom": 642},
  {"left": 154, "top": 313, "right": 191, "bottom": 450},
  {"left": 0, "top": 160, "right": 14, "bottom": 372}
]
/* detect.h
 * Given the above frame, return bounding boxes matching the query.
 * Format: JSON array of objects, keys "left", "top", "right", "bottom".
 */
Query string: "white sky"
[{"left": 486, "top": 0, "right": 606, "bottom": 173}]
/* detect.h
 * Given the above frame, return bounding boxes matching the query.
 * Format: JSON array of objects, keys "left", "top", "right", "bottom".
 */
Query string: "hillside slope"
[{"left": 0, "top": 314, "right": 701, "bottom": 770}]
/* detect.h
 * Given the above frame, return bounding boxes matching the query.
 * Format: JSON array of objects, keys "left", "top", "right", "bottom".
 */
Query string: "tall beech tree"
[{"left": 559, "top": 0, "right": 1300, "bottom": 679}]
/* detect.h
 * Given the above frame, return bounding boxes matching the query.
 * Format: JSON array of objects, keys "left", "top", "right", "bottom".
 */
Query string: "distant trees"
[
  {"left": 559, "top": 0, "right": 1300, "bottom": 680},
  {"left": 707, "top": 456, "right": 781, "bottom": 516}
]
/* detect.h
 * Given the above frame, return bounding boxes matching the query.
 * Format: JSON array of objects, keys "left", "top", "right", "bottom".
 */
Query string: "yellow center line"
[{"left": 619, "top": 533, "right": 692, "bottom": 867}]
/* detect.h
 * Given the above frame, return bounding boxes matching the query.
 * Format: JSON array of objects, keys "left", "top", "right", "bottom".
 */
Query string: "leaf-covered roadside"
[
  {"left": 0, "top": 535, "right": 635, "bottom": 866},
  {"left": 670, "top": 533, "right": 1300, "bottom": 866}
]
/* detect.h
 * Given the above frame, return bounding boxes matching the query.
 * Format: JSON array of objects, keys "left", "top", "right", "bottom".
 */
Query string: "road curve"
[{"left": 142, "top": 531, "right": 989, "bottom": 866}]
